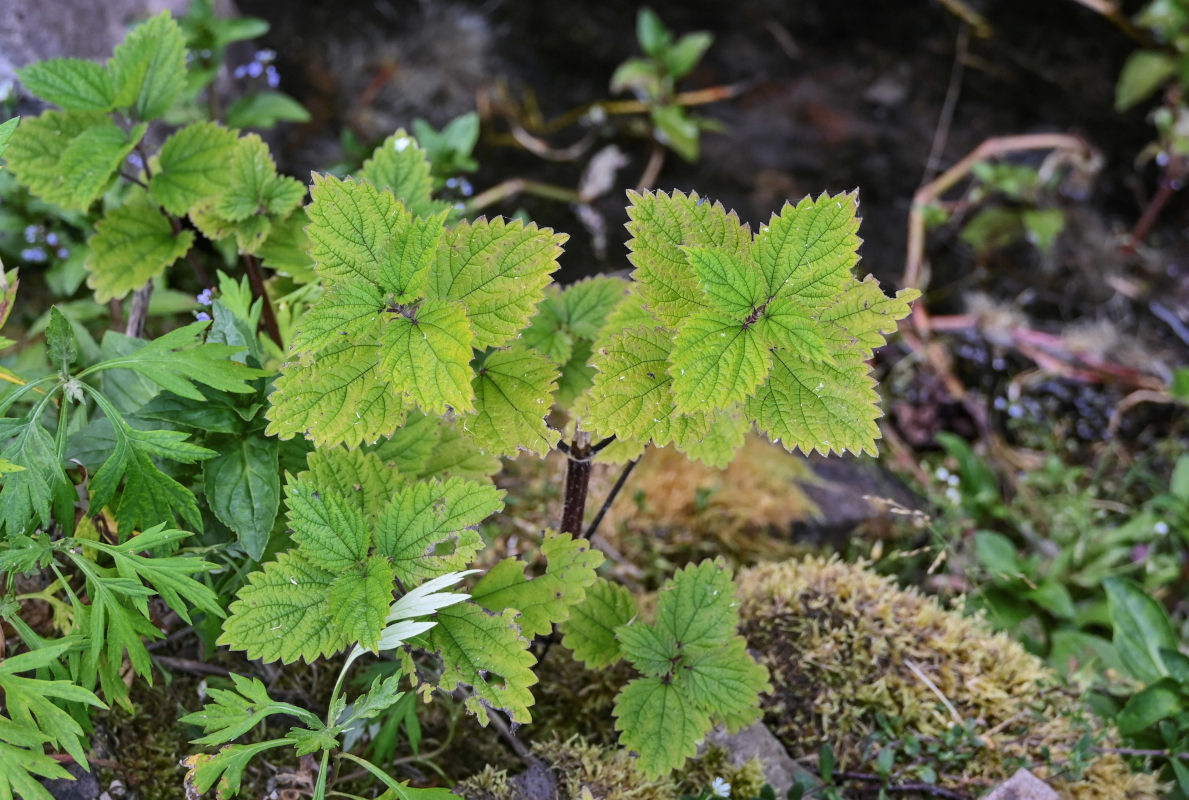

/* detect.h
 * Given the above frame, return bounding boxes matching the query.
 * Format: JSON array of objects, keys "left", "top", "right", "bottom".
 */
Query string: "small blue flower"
[
  {"left": 196, "top": 311, "right": 212, "bottom": 322},
  {"left": 197, "top": 288, "right": 213, "bottom": 306}
]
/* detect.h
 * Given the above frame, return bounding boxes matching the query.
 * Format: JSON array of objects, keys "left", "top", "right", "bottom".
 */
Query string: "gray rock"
[
  {"left": 982, "top": 769, "right": 1060, "bottom": 800},
  {"left": 704, "top": 722, "right": 809, "bottom": 798},
  {"left": 40, "top": 763, "right": 99, "bottom": 800}
]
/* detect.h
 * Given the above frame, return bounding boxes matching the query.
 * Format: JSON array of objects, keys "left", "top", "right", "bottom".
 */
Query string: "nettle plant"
[{"left": 0, "top": 8, "right": 918, "bottom": 799}]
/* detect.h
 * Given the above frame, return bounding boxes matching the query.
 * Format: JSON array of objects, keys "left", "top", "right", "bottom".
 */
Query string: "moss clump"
[{"left": 737, "top": 557, "right": 1161, "bottom": 800}]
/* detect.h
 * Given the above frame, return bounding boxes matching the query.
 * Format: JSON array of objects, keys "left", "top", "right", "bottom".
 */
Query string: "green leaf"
[
  {"left": 87, "top": 321, "right": 268, "bottom": 399},
  {"left": 204, "top": 436, "right": 279, "bottom": 560},
  {"left": 267, "top": 337, "right": 405, "bottom": 448},
  {"left": 59, "top": 120, "right": 146, "bottom": 209},
  {"left": 1116, "top": 50, "right": 1176, "bottom": 111},
  {"left": 360, "top": 130, "right": 447, "bottom": 219},
  {"left": 92, "top": 525, "right": 223, "bottom": 623},
  {"left": 219, "top": 550, "right": 341, "bottom": 663},
  {"left": 378, "top": 299, "right": 476, "bottom": 415},
  {"left": 818, "top": 276, "right": 918, "bottom": 358},
  {"left": 149, "top": 122, "right": 242, "bottom": 215},
  {"left": 1105, "top": 576, "right": 1179, "bottom": 684},
  {"left": 1116, "top": 678, "right": 1185, "bottom": 736},
  {"left": 614, "top": 676, "right": 710, "bottom": 778},
  {"left": 747, "top": 347, "right": 881, "bottom": 456},
  {"left": 636, "top": 8, "right": 672, "bottom": 56},
  {"left": 17, "top": 58, "right": 114, "bottom": 111},
  {"left": 181, "top": 740, "right": 289, "bottom": 797},
  {"left": 465, "top": 345, "right": 560, "bottom": 457},
  {"left": 560, "top": 578, "right": 637, "bottom": 669},
  {"left": 305, "top": 173, "right": 391, "bottom": 287},
  {"left": 616, "top": 622, "right": 681, "bottom": 677},
  {"left": 0, "top": 408, "right": 66, "bottom": 535},
  {"left": 610, "top": 58, "right": 664, "bottom": 96},
  {"left": 585, "top": 325, "right": 680, "bottom": 443},
  {"left": 376, "top": 477, "right": 504, "bottom": 585},
  {"left": 420, "top": 602, "right": 538, "bottom": 725},
  {"left": 755, "top": 191, "right": 861, "bottom": 309},
  {"left": 685, "top": 245, "right": 765, "bottom": 316},
  {"left": 471, "top": 530, "right": 603, "bottom": 637},
  {"left": 662, "top": 31, "right": 713, "bottom": 78},
  {"left": 669, "top": 312, "right": 772, "bottom": 413},
  {"left": 0, "top": 118, "right": 17, "bottom": 159},
  {"left": 109, "top": 11, "right": 188, "bottom": 120},
  {"left": 429, "top": 216, "right": 566, "bottom": 349},
  {"left": 180, "top": 673, "right": 319, "bottom": 745},
  {"left": 224, "top": 91, "right": 311, "bottom": 128},
  {"left": 656, "top": 559, "right": 739, "bottom": 651},
  {"left": 214, "top": 134, "right": 305, "bottom": 222},
  {"left": 86, "top": 190, "right": 195, "bottom": 302},
  {"left": 289, "top": 282, "right": 384, "bottom": 357},
  {"left": 674, "top": 637, "right": 769, "bottom": 731},
  {"left": 625, "top": 190, "right": 751, "bottom": 327},
  {"left": 651, "top": 105, "right": 699, "bottom": 162},
  {"left": 4, "top": 110, "right": 107, "bottom": 209},
  {"left": 328, "top": 556, "right": 397, "bottom": 652},
  {"left": 302, "top": 447, "right": 405, "bottom": 520},
  {"left": 46, "top": 307, "right": 78, "bottom": 371},
  {"left": 285, "top": 477, "right": 369, "bottom": 571}
]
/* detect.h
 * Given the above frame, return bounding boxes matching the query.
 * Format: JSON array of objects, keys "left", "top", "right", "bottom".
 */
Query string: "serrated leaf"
[
  {"left": 93, "top": 525, "right": 223, "bottom": 623},
  {"left": 285, "top": 477, "right": 369, "bottom": 571},
  {"left": 289, "top": 281, "right": 384, "bottom": 356},
  {"left": 328, "top": 556, "right": 396, "bottom": 652},
  {"left": 422, "top": 602, "right": 538, "bottom": 725},
  {"left": 214, "top": 134, "right": 304, "bottom": 221},
  {"left": 616, "top": 622, "right": 681, "bottom": 677},
  {"left": 181, "top": 741, "right": 289, "bottom": 798},
  {"left": 753, "top": 304, "right": 830, "bottom": 362},
  {"left": 305, "top": 173, "right": 399, "bottom": 287},
  {"left": 585, "top": 325, "right": 677, "bottom": 443},
  {"left": 471, "top": 531, "right": 603, "bottom": 637},
  {"left": 46, "top": 307, "right": 78, "bottom": 371},
  {"left": 656, "top": 560, "right": 738, "bottom": 651},
  {"left": 109, "top": 11, "right": 188, "bottom": 120},
  {"left": 4, "top": 110, "right": 107, "bottom": 208},
  {"left": 418, "top": 421, "right": 502, "bottom": 479},
  {"left": 685, "top": 245, "right": 765, "bottom": 316},
  {"left": 429, "top": 216, "right": 565, "bottom": 349},
  {"left": 17, "top": 58, "right": 114, "bottom": 110},
  {"left": 747, "top": 347, "right": 880, "bottom": 456},
  {"left": 204, "top": 436, "right": 279, "bottom": 560},
  {"left": 669, "top": 312, "right": 772, "bottom": 413},
  {"left": 0, "top": 413, "right": 66, "bottom": 535},
  {"left": 360, "top": 130, "right": 447, "bottom": 219},
  {"left": 86, "top": 190, "right": 195, "bottom": 302},
  {"left": 257, "top": 208, "right": 314, "bottom": 280},
  {"left": 560, "top": 578, "right": 637, "bottom": 669},
  {"left": 465, "top": 345, "right": 560, "bottom": 457},
  {"left": 562, "top": 275, "right": 631, "bottom": 338},
  {"left": 818, "top": 276, "right": 918, "bottom": 358},
  {"left": 219, "top": 550, "right": 341, "bottom": 663},
  {"left": 149, "top": 122, "right": 242, "bottom": 215},
  {"left": 378, "top": 298, "right": 475, "bottom": 415},
  {"left": 674, "top": 637, "right": 769, "bottom": 731},
  {"left": 0, "top": 118, "right": 16, "bottom": 158},
  {"left": 671, "top": 405, "right": 747, "bottom": 468},
  {"left": 520, "top": 288, "right": 573, "bottom": 364},
  {"left": 376, "top": 476, "right": 504, "bottom": 585},
  {"left": 626, "top": 190, "right": 751, "bottom": 327},
  {"left": 755, "top": 191, "right": 860, "bottom": 309},
  {"left": 302, "top": 447, "right": 405, "bottom": 520},
  {"left": 59, "top": 120, "right": 145, "bottom": 209},
  {"left": 180, "top": 673, "right": 319, "bottom": 746},
  {"left": 614, "top": 676, "right": 710, "bottom": 778},
  {"left": 267, "top": 337, "right": 405, "bottom": 447}
]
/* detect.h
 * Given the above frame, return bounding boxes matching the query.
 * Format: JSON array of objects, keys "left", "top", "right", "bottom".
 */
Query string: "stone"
[
  {"left": 703, "top": 722, "right": 808, "bottom": 799},
  {"left": 981, "top": 769, "right": 1061, "bottom": 800}
]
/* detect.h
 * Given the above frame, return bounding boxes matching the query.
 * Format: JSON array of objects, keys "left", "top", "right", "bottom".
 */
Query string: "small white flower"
[
  {"left": 1155, "top": 521, "right": 1170, "bottom": 536},
  {"left": 711, "top": 777, "right": 731, "bottom": 798}
]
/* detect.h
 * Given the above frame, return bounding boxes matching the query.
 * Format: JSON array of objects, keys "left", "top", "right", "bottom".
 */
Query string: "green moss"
[{"left": 737, "top": 557, "right": 1162, "bottom": 800}]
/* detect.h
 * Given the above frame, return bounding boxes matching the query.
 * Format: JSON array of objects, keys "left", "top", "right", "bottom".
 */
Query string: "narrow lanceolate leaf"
[
  {"left": 465, "top": 345, "right": 560, "bottom": 457},
  {"left": 376, "top": 477, "right": 504, "bottom": 585},
  {"left": 327, "top": 556, "right": 396, "bottom": 652},
  {"left": 359, "top": 130, "right": 448, "bottom": 219},
  {"left": 614, "top": 677, "right": 711, "bottom": 778},
  {"left": 625, "top": 190, "right": 751, "bottom": 327},
  {"left": 669, "top": 312, "right": 772, "bottom": 413},
  {"left": 817, "top": 276, "right": 919, "bottom": 358},
  {"left": 219, "top": 551, "right": 341, "bottom": 663},
  {"left": 4, "top": 110, "right": 106, "bottom": 208},
  {"left": 674, "top": 637, "right": 770, "bottom": 731},
  {"left": 379, "top": 299, "right": 475, "bottom": 415},
  {"left": 429, "top": 217, "right": 566, "bottom": 349},
  {"left": 585, "top": 326, "right": 677, "bottom": 443},
  {"left": 202, "top": 437, "right": 279, "bottom": 560},
  {"left": 560, "top": 578, "right": 638, "bottom": 669},
  {"left": 755, "top": 190, "right": 861, "bottom": 308},
  {"left": 267, "top": 338, "right": 405, "bottom": 448},
  {"left": 284, "top": 478, "right": 369, "bottom": 571},
  {"left": 17, "top": 58, "right": 114, "bottom": 111},
  {"left": 58, "top": 120, "right": 146, "bottom": 210},
  {"left": 685, "top": 245, "right": 764, "bottom": 316},
  {"left": 423, "top": 602, "right": 538, "bottom": 725},
  {"left": 214, "top": 134, "right": 304, "bottom": 221},
  {"left": 289, "top": 282, "right": 384, "bottom": 357},
  {"left": 86, "top": 191, "right": 195, "bottom": 302},
  {"left": 471, "top": 531, "right": 604, "bottom": 637},
  {"left": 108, "top": 11, "right": 187, "bottom": 120},
  {"left": 747, "top": 347, "right": 881, "bottom": 456},
  {"left": 148, "top": 122, "right": 242, "bottom": 215}
]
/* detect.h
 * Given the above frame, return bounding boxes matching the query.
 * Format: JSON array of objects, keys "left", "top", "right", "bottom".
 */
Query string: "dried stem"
[
  {"left": 125, "top": 282, "right": 153, "bottom": 338},
  {"left": 243, "top": 253, "right": 283, "bottom": 349},
  {"left": 466, "top": 178, "right": 583, "bottom": 214}
]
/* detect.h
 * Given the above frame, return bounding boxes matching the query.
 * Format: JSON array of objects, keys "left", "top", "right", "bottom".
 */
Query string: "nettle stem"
[
  {"left": 243, "top": 253, "right": 283, "bottom": 348},
  {"left": 559, "top": 430, "right": 592, "bottom": 535}
]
